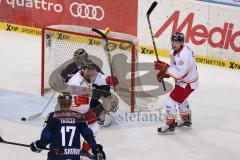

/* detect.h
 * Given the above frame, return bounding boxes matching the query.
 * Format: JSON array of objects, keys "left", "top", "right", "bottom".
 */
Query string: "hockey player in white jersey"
[
  {"left": 50, "top": 48, "right": 116, "bottom": 124},
  {"left": 154, "top": 32, "right": 199, "bottom": 134},
  {"left": 67, "top": 63, "right": 119, "bottom": 154},
  {"left": 49, "top": 48, "right": 102, "bottom": 91}
]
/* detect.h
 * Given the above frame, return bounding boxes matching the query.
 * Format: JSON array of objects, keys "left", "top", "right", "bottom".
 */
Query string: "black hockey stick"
[
  {"left": 21, "top": 92, "right": 56, "bottom": 121},
  {"left": 146, "top": 1, "right": 166, "bottom": 91},
  {"left": 0, "top": 136, "right": 49, "bottom": 150},
  {"left": 0, "top": 136, "right": 95, "bottom": 159},
  {"left": 146, "top": 1, "right": 159, "bottom": 61},
  {"left": 92, "top": 28, "right": 116, "bottom": 92}
]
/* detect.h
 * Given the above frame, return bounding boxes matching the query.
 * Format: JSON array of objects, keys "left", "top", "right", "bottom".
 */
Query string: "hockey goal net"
[{"left": 41, "top": 25, "right": 140, "bottom": 112}]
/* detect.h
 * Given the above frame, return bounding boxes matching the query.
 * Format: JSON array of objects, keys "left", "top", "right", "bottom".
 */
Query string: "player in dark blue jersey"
[{"left": 30, "top": 92, "right": 106, "bottom": 160}]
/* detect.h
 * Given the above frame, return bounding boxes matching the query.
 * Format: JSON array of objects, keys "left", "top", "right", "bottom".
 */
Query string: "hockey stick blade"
[
  {"left": 0, "top": 136, "right": 50, "bottom": 149},
  {"left": 147, "top": 1, "right": 158, "bottom": 16},
  {"left": 92, "top": 28, "right": 110, "bottom": 52},
  {"left": 92, "top": 28, "right": 107, "bottom": 39},
  {"left": 24, "top": 92, "right": 56, "bottom": 121},
  {"left": 0, "top": 135, "right": 31, "bottom": 148}
]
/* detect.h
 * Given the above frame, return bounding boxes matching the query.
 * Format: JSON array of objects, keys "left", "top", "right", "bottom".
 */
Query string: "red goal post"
[{"left": 41, "top": 25, "right": 139, "bottom": 112}]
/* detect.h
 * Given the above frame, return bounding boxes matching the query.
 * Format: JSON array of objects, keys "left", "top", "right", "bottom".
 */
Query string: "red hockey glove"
[
  {"left": 154, "top": 61, "right": 169, "bottom": 72},
  {"left": 84, "top": 109, "right": 97, "bottom": 124},
  {"left": 74, "top": 96, "right": 89, "bottom": 105},
  {"left": 106, "top": 76, "right": 118, "bottom": 86},
  {"left": 157, "top": 71, "right": 170, "bottom": 83}
]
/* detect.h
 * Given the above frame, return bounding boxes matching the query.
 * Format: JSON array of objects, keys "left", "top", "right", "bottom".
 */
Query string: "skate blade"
[
  {"left": 80, "top": 156, "right": 94, "bottom": 160},
  {"left": 80, "top": 153, "right": 95, "bottom": 160},
  {"left": 177, "top": 125, "right": 192, "bottom": 129},
  {"left": 157, "top": 131, "right": 175, "bottom": 135}
]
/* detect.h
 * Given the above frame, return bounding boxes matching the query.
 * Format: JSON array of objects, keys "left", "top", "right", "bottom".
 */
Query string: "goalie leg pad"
[{"left": 102, "top": 95, "right": 119, "bottom": 113}]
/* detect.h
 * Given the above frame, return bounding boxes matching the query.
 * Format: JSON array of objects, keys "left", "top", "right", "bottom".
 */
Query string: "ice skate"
[
  {"left": 157, "top": 124, "right": 175, "bottom": 134},
  {"left": 158, "top": 117, "right": 176, "bottom": 134},
  {"left": 176, "top": 114, "right": 192, "bottom": 128}
]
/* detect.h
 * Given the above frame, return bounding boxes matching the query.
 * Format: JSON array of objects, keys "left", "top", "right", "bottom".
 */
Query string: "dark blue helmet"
[{"left": 58, "top": 92, "right": 72, "bottom": 107}]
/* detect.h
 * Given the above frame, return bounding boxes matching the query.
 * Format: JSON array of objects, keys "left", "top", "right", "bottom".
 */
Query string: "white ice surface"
[
  {"left": 0, "top": 31, "right": 41, "bottom": 95},
  {"left": 0, "top": 30, "right": 240, "bottom": 160}
]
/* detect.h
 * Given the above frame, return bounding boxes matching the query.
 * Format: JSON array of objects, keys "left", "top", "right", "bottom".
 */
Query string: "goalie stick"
[
  {"left": 21, "top": 92, "right": 56, "bottom": 121},
  {"left": 91, "top": 28, "right": 116, "bottom": 92},
  {"left": 146, "top": 1, "right": 166, "bottom": 91}
]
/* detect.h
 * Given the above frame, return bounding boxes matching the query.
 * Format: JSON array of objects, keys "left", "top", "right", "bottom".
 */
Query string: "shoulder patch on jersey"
[{"left": 178, "top": 60, "right": 184, "bottom": 66}]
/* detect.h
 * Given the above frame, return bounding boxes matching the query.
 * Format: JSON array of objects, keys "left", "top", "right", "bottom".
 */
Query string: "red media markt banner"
[{"left": 0, "top": 0, "right": 137, "bottom": 35}]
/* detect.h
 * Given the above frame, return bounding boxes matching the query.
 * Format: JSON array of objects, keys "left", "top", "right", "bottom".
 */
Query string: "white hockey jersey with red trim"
[
  {"left": 66, "top": 72, "right": 108, "bottom": 133},
  {"left": 166, "top": 45, "right": 199, "bottom": 89},
  {"left": 67, "top": 72, "right": 108, "bottom": 114}
]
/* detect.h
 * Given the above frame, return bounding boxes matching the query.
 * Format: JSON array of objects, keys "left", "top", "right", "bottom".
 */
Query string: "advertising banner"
[
  {"left": 0, "top": 0, "right": 137, "bottom": 35},
  {"left": 198, "top": 0, "right": 240, "bottom": 7},
  {"left": 138, "top": 0, "right": 240, "bottom": 65}
]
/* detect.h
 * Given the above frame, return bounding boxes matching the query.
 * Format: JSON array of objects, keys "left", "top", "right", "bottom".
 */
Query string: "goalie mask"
[
  {"left": 58, "top": 92, "right": 72, "bottom": 110},
  {"left": 73, "top": 49, "right": 89, "bottom": 66}
]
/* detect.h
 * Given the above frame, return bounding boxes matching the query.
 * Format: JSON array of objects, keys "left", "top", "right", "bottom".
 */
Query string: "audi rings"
[{"left": 70, "top": 2, "right": 104, "bottom": 21}]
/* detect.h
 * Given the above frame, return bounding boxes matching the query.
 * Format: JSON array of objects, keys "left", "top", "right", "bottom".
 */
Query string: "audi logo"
[{"left": 70, "top": 2, "right": 104, "bottom": 21}]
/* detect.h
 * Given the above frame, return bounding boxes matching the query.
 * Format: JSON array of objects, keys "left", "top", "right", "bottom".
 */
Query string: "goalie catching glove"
[
  {"left": 102, "top": 95, "right": 119, "bottom": 113},
  {"left": 154, "top": 61, "right": 170, "bottom": 83}
]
